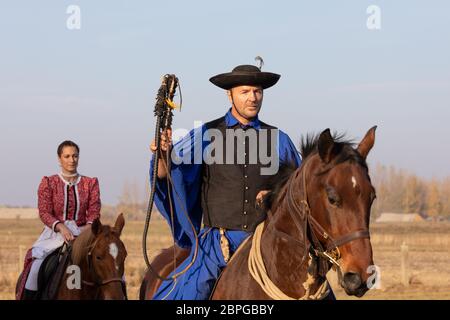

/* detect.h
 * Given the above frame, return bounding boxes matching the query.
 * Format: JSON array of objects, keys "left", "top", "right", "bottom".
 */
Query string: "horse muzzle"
[{"left": 341, "top": 272, "right": 369, "bottom": 297}]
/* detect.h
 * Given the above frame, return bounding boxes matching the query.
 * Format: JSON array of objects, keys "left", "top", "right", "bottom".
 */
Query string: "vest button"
[
  {"left": 244, "top": 175, "right": 248, "bottom": 178},
  {"left": 245, "top": 199, "right": 248, "bottom": 203},
  {"left": 245, "top": 186, "right": 249, "bottom": 190},
  {"left": 243, "top": 224, "right": 248, "bottom": 229},
  {"left": 243, "top": 211, "right": 247, "bottom": 215}
]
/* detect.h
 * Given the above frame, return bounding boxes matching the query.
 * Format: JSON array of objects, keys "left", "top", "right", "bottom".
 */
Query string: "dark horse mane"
[{"left": 261, "top": 131, "right": 368, "bottom": 213}]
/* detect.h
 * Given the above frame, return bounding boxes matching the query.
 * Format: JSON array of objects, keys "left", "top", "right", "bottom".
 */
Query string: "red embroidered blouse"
[{"left": 38, "top": 174, "right": 101, "bottom": 231}]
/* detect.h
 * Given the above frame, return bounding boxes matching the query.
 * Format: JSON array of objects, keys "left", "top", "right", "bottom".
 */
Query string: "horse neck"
[
  {"left": 266, "top": 165, "right": 309, "bottom": 246},
  {"left": 258, "top": 167, "right": 313, "bottom": 297},
  {"left": 68, "top": 235, "right": 102, "bottom": 299},
  {"left": 57, "top": 252, "right": 98, "bottom": 299}
]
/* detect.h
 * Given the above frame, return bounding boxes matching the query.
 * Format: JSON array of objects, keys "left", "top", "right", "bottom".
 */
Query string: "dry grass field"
[{"left": 1, "top": 216, "right": 449, "bottom": 300}]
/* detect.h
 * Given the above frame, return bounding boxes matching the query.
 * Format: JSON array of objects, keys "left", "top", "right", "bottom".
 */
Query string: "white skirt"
[
  {"left": 31, "top": 220, "right": 81, "bottom": 259},
  {"left": 25, "top": 220, "right": 82, "bottom": 290}
]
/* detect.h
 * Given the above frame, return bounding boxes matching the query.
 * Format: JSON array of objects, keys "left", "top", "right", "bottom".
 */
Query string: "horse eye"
[
  {"left": 326, "top": 187, "right": 340, "bottom": 207},
  {"left": 328, "top": 196, "right": 337, "bottom": 205},
  {"left": 96, "top": 256, "right": 102, "bottom": 260}
]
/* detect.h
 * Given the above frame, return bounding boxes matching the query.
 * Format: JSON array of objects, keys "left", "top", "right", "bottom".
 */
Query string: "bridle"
[
  {"left": 82, "top": 237, "right": 124, "bottom": 289},
  {"left": 285, "top": 158, "right": 371, "bottom": 277}
]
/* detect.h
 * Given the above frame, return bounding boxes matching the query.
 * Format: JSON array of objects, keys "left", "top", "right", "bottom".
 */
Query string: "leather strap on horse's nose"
[
  {"left": 326, "top": 229, "right": 370, "bottom": 251},
  {"left": 307, "top": 213, "right": 370, "bottom": 251}
]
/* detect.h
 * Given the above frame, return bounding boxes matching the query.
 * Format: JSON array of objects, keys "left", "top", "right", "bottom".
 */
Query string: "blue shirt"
[{"left": 150, "top": 109, "right": 301, "bottom": 248}]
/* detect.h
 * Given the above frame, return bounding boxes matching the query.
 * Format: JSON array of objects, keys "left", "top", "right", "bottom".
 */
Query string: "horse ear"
[
  {"left": 113, "top": 213, "right": 125, "bottom": 236},
  {"left": 357, "top": 126, "right": 377, "bottom": 160},
  {"left": 317, "top": 128, "right": 335, "bottom": 164},
  {"left": 91, "top": 218, "right": 102, "bottom": 236}
]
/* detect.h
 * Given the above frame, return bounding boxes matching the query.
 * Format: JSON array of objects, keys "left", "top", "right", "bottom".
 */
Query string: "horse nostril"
[{"left": 343, "top": 272, "right": 362, "bottom": 291}]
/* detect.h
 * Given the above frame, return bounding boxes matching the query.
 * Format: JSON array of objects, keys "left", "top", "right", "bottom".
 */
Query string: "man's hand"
[
  {"left": 150, "top": 128, "right": 172, "bottom": 179},
  {"left": 55, "top": 223, "right": 75, "bottom": 242},
  {"left": 256, "top": 190, "right": 270, "bottom": 208},
  {"left": 150, "top": 128, "right": 172, "bottom": 153}
]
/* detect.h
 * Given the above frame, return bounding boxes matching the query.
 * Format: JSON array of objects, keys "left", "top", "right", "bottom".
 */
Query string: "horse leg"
[{"left": 139, "top": 245, "right": 190, "bottom": 300}]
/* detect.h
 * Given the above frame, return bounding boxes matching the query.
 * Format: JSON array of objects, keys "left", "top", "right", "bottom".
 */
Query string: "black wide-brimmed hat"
[{"left": 209, "top": 64, "right": 280, "bottom": 90}]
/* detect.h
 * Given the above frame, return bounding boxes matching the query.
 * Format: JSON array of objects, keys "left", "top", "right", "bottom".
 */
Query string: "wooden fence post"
[{"left": 400, "top": 241, "right": 409, "bottom": 286}]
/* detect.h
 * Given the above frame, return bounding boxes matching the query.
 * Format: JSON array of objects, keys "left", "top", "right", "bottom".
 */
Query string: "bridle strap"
[
  {"left": 285, "top": 170, "right": 309, "bottom": 264},
  {"left": 83, "top": 278, "right": 124, "bottom": 287},
  {"left": 328, "top": 230, "right": 370, "bottom": 251}
]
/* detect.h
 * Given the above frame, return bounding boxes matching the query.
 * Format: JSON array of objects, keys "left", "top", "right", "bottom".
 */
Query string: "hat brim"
[{"left": 209, "top": 71, "right": 280, "bottom": 90}]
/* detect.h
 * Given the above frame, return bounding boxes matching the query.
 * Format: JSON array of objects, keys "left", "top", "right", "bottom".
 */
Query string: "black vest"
[{"left": 201, "top": 116, "right": 279, "bottom": 232}]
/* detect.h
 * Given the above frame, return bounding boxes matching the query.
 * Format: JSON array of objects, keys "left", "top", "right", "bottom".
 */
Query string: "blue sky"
[{"left": 1, "top": 1, "right": 449, "bottom": 206}]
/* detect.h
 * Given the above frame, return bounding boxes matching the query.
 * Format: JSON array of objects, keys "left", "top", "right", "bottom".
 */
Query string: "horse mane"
[
  {"left": 71, "top": 228, "right": 96, "bottom": 266},
  {"left": 300, "top": 131, "right": 367, "bottom": 172},
  {"left": 261, "top": 131, "right": 368, "bottom": 212},
  {"left": 261, "top": 163, "right": 297, "bottom": 213}
]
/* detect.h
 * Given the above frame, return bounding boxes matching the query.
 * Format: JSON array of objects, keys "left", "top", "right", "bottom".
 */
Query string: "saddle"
[{"left": 36, "top": 243, "right": 72, "bottom": 300}]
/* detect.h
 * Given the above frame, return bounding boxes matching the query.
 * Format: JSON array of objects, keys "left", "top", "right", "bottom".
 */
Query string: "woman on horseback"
[{"left": 17, "top": 140, "right": 101, "bottom": 300}]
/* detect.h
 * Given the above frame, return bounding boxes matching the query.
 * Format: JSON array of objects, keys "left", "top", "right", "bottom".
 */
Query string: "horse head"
[
  {"left": 301, "top": 126, "right": 377, "bottom": 297},
  {"left": 72, "top": 213, "right": 128, "bottom": 299}
]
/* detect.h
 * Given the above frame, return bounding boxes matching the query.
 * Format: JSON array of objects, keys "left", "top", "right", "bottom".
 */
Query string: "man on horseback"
[{"left": 148, "top": 62, "right": 301, "bottom": 299}]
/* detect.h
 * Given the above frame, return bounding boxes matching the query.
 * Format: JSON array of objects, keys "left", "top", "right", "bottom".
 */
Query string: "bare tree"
[{"left": 426, "top": 179, "right": 443, "bottom": 218}]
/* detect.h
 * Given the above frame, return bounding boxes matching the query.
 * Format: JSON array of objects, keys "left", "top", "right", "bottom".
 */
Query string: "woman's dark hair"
[{"left": 57, "top": 140, "right": 80, "bottom": 157}]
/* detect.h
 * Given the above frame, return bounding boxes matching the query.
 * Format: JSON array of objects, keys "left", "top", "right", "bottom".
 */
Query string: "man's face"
[{"left": 227, "top": 85, "right": 264, "bottom": 120}]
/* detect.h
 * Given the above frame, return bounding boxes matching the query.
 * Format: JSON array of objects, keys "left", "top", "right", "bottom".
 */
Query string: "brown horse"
[
  {"left": 17, "top": 214, "right": 128, "bottom": 300},
  {"left": 140, "top": 127, "right": 377, "bottom": 299}
]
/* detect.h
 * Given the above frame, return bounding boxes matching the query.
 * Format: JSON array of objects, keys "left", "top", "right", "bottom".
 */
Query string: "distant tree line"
[
  {"left": 103, "top": 179, "right": 157, "bottom": 221},
  {"left": 371, "top": 164, "right": 450, "bottom": 219}
]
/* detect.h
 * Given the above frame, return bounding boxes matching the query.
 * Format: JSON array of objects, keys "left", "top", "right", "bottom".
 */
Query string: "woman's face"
[{"left": 59, "top": 146, "right": 79, "bottom": 174}]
